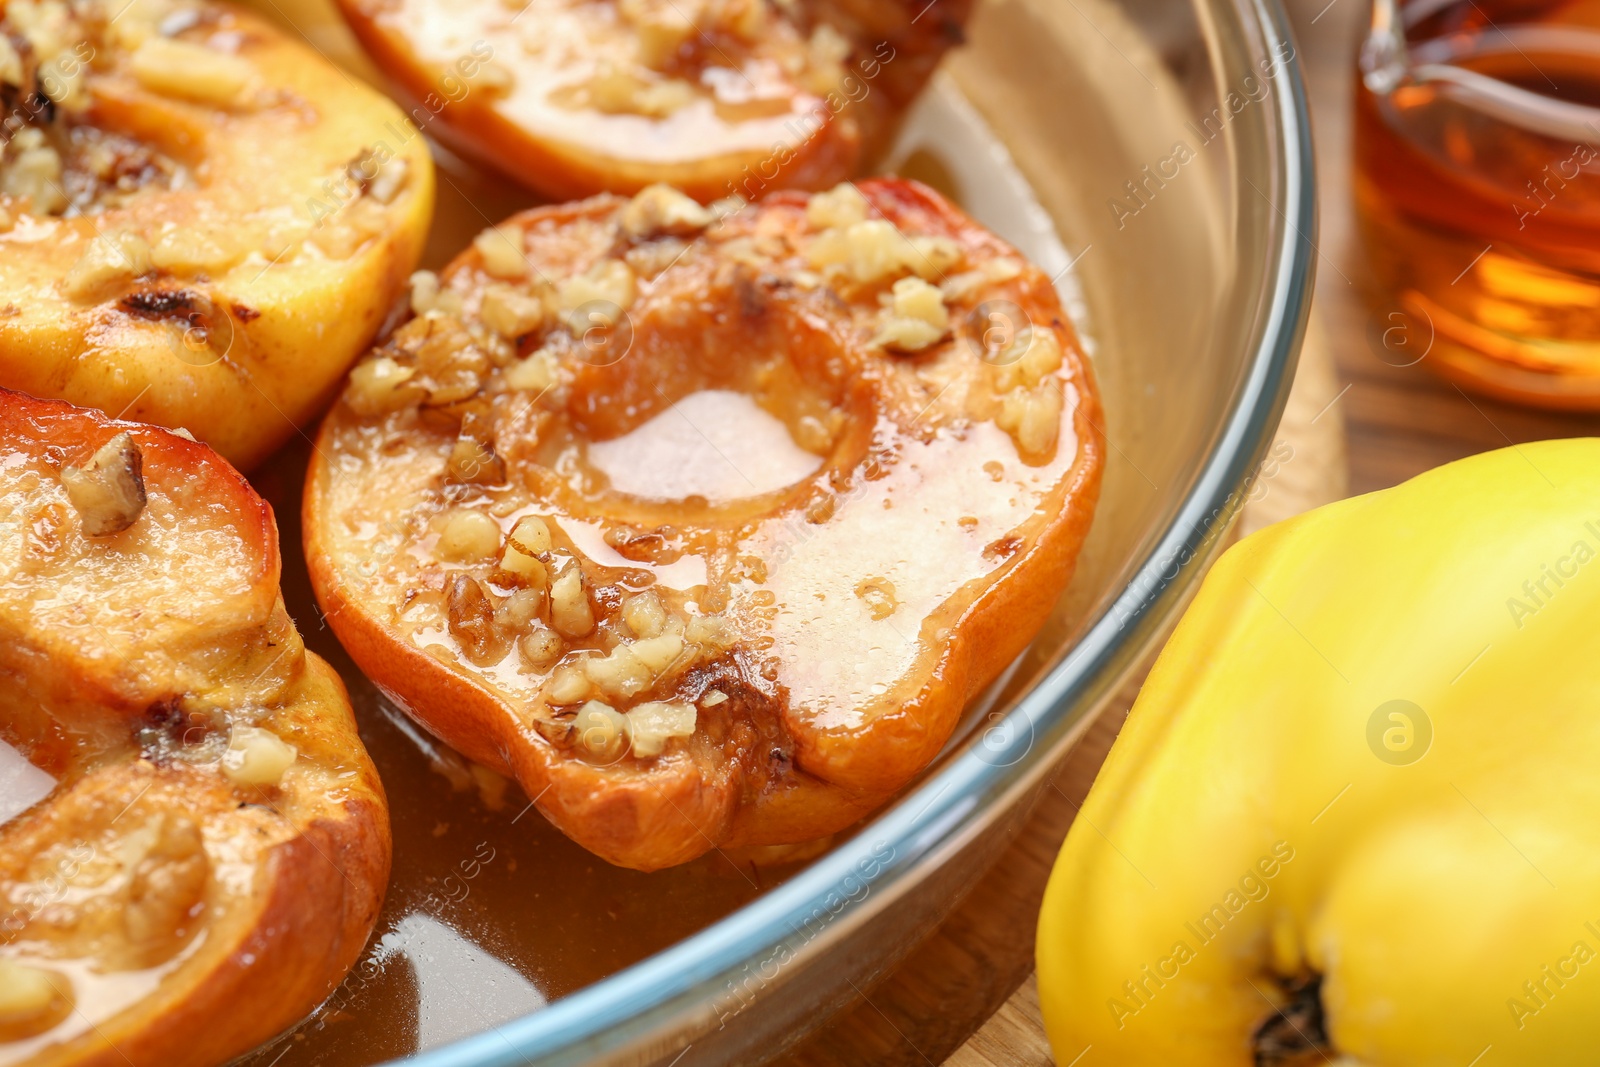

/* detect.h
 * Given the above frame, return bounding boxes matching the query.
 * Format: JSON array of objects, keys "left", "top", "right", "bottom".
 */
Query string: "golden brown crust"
[
  {"left": 331, "top": 0, "right": 971, "bottom": 202},
  {"left": 0, "top": 0, "right": 434, "bottom": 469},
  {"left": 305, "top": 177, "right": 1101, "bottom": 870},
  {"left": 0, "top": 391, "right": 391, "bottom": 1067}
]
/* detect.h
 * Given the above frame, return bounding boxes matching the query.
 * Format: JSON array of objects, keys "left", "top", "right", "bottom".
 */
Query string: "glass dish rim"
[{"left": 395, "top": 0, "right": 1315, "bottom": 1060}]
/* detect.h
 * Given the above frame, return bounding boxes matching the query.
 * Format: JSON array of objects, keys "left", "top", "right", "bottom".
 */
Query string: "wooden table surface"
[{"left": 784, "top": 0, "right": 1600, "bottom": 1063}]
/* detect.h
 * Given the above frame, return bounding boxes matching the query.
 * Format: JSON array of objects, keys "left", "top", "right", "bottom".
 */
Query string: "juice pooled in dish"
[{"left": 303, "top": 176, "right": 1102, "bottom": 871}]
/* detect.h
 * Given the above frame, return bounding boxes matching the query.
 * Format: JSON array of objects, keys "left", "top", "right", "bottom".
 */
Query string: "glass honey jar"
[{"left": 1355, "top": 0, "right": 1600, "bottom": 407}]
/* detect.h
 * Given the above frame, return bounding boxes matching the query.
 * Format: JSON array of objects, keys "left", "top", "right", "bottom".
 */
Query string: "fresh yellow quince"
[{"left": 1038, "top": 439, "right": 1600, "bottom": 1066}]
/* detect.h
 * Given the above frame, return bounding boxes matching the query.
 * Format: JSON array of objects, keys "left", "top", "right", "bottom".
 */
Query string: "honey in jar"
[{"left": 1354, "top": 0, "right": 1600, "bottom": 406}]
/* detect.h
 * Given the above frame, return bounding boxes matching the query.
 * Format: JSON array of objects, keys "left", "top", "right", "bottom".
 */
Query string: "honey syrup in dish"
[
  {"left": 584, "top": 390, "right": 825, "bottom": 502},
  {"left": 211, "top": 76, "right": 1090, "bottom": 1066}
]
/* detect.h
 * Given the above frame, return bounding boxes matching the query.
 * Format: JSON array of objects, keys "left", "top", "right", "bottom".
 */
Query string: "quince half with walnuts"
[
  {"left": 332, "top": 0, "right": 971, "bottom": 202},
  {"left": 304, "top": 177, "right": 1101, "bottom": 870},
  {"left": 0, "top": 391, "right": 390, "bottom": 1067},
  {"left": 0, "top": 0, "right": 434, "bottom": 469}
]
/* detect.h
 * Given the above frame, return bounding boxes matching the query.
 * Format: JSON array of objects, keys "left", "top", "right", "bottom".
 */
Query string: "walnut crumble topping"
[
  {"left": 540, "top": 0, "right": 853, "bottom": 122},
  {"left": 334, "top": 180, "right": 1079, "bottom": 770},
  {"left": 0, "top": 1, "right": 203, "bottom": 218},
  {"left": 59, "top": 431, "right": 146, "bottom": 536}
]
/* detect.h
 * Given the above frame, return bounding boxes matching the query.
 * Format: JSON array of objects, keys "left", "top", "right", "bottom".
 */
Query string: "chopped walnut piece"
[
  {"left": 549, "top": 564, "right": 595, "bottom": 637},
  {"left": 446, "top": 573, "right": 510, "bottom": 664},
  {"left": 347, "top": 356, "right": 423, "bottom": 416},
  {"left": 983, "top": 257, "right": 1025, "bottom": 284},
  {"left": 544, "top": 662, "right": 590, "bottom": 704},
  {"left": 558, "top": 259, "right": 636, "bottom": 330},
  {"left": 474, "top": 226, "right": 529, "bottom": 280},
  {"left": 630, "top": 633, "right": 684, "bottom": 673},
  {"left": 584, "top": 633, "right": 685, "bottom": 700},
  {"left": 532, "top": 714, "right": 577, "bottom": 748},
  {"left": 806, "top": 23, "right": 850, "bottom": 91},
  {"left": 992, "top": 328, "right": 1065, "bottom": 392},
  {"left": 480, "top": 283, "right": 545, "bottom": 338},
  {"left": 940, "top": 270, "right": 986, "bottom": 303},
  {"left": 503, "top": 551, "right": 551, "bottom": 593},
  {"left": 624, "top": 236, "right": 688, "bottom": 279},
  {"left": 61, "top": 432, "right": 146, "bottom": 536},
  {"left": 221, "top": 724, "right": 297, "bottom": 787},
  {"left": 507, "top": 515, "right": 553, "bottom": 553},
  {"left": 708, "top": 194, "right": 748, "bottom": 221},
  {"left": 621, "top": 184, "right": 714, "bottom": 239},
  {"left": 410, "top": 269, "right": 465, "bottom": 316},
  {"left": 906, "top": 235, "right": 964, "bottom": 279},
  {"left": 131, "top": 38, "right": 255, "bottom": 105},
  {"left": 634, "top": 84, "right": 696, "bottom": 119},
  {"left": 805, "top": 219, "right": 910, "bottom": 286},
  {"left": 996, "top": 381, "right": 1064, "bottom": 459},
  {"left": 874, "top": 276, "right": 949, "bottom": 352},
  {"left": 583, "top": 62, "right": 695, "bottom": 117},
  {"left": 501, "top": 517, "right": 552, "bottom": 586},
  {"left": 411, "top": 315, "right": 488, "bottom": 402},
  {"left": 495, "top": 586, "right": 544, "bottom": 630},
  {"left": 437, "top": 509, "right": 501, "bottom": 562},
  {"left": 806, "top": 183, "right": 870, "bottom": 231},
  {"left": 621, "top": 590, "right": 667, "bottom": 638},
  {"left": 584, "top": 642, "right": 653, "bottom": 700},
  {"left": 627, "top": 701, "right": 696, "bottom": 758},
  {"left": 573, "top": 701, "right": 629, "bottom": 761},
  {"left": 502, "top": 348, "right": 561, "bottom": 393},
  {"left": 520, "top": 627, "right": 564, "bottom": 669}
]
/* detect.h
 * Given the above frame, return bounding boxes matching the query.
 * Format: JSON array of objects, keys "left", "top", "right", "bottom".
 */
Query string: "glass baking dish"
[{"left": 233, "top": 0, "right": 1314, "bottom": 1062}]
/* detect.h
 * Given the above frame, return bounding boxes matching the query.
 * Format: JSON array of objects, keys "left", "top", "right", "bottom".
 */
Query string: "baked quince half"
[
  {"left": 331, "top": 0, "right": 971, "bottom": 202},
  {"left": 0, "top": 0, "right": 434, "bottom": 470},
  {"left": 305, "top": 177, "right": 1101, "bottom": 871},
  {"left": 0, "top": 392, "right": 390, "bottom": 1067}
]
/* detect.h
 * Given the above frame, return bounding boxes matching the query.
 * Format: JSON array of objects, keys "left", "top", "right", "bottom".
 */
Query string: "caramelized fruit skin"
[
  {"left": 304, "top": 178, "right": 1101, "bottom": 870},
  {"left": 0, "top": 391, "right": 390, "bottom": 1067},
  {"left": 0, "top": 1, "right": 435, "bottom": 470},
  {"left": 331, "top": 0, "right": 971, "bottom": 202}
]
